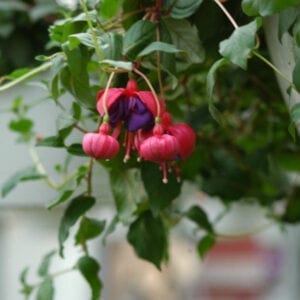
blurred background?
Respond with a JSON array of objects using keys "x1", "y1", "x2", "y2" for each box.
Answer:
[{"x1": 1, "y1": 0, "x2": 300, "y2": 299}]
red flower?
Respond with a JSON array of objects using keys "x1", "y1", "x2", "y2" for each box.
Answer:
[{"x1": 82, "y1": 123, "x2": 119, "y2": 159}]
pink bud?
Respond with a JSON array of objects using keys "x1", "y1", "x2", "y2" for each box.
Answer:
[
  {"x1": 124, "y1": 79, "x2": 138, "y2": 96},
  {"x1": 82, "y1": 129, "x2": 120, "y2": 160},
  {"x1": 168, "y1": 123, "x2": 196, "y2": 159}
]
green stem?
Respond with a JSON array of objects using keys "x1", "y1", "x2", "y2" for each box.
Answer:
[
  {"x1": 253, "y1": 50, "x2": 295, "y2": 88},
  {"x1": 27, "y1": 143, "x2": 58, "y2": 189},
  {"x1": 102, "y1": 71, "x2": 116, "y2": 115},
  {"x1": 87, "y1": 158, "x2": 94, "y2": 196},
  {"x1": 0, "y1": 62, "x2": 52, "y2": 92},
  {"x1": 80, "y1": 0, "x2": 103, "y2": 61}
]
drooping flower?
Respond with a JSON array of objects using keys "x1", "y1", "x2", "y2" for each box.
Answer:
[
  {"x1": 97, "y1": 79, "x2": 162, "y2": 132},
  {"x1": 82, "y1": 123, "x2": 119, "y2": 160}
]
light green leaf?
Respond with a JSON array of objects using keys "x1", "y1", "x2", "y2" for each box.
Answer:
[
  {"x1": 9, "y1": 118, "x2": 33, "y2": 134},
  {"x1": 127, "y1": 210, "x2": 167, "y2": 269},
  {"x1": 36, "y1": 136, "x2": 64, "y2": 148},
  {"x1": 6, "y1": 68, "x2": 31, "y2": 80},
  {"x1": 99, "y1": 59, "x2": 133, "y2": 70},
  {"x1": 38, "y1": 250, "x2": 56, "y2": 277},
  {"x1": 164, "y1": 18, "x2": 205, "y2": 64},
  {"x1": 219, "y1": 18, "x2": 262, "y2": 69},
  {"x1": 278, "y1": 7, "x2": 299, "y2": 42},
  {"x1": 75, "y1": 217, "x2": 106, "y2": 245},
  {"x1": 242, "y1": 0, "x2": 300, "y2": 16},
  {"x1": 100, "y1": 0, "x2": 123, "y2": 19},
  {"x1": 36, "y1": 277, "x2": 54, "y2": 300},
  {"x1": 291, "y1": 102, "x2": 300, "y2": 122},
  {"x1": 2, "y1": 166, "x2": 44, "y2": 198},
  {"x1": 59, "y1": 195, "x2": 95, "y2": 257},
  {"x1": 77, "y1": 256, "x2": 102, "y2": 300}
]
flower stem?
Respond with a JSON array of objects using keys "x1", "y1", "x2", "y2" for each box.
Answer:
[
  {"x1": 87, "y1": 158, "x2": 94, "y2": 196},
  {"x1": 102, "y1": 71, "x2": 116, "y2": 115},
  {"x1": 133, "y1": 67, "x2": 161, "y2": 118},
  {"x1": 213, "y1": 0, "x2": 238, "y2": 29},
  {"x1": 79, "y1": 0, "x2": 103, "y2": 61},
  {"x1": 0, "y1": 62, "x2": 52, "y2": 92},
  {"x1": 156, "y1": 24, "x2": 165, "y2": 98}
]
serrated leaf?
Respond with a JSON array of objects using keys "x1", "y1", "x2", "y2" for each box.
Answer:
[
  {"x1": 75, "y1": 217, "x2": 106, "y2": 245},
  {"x1": 2, "y1": 166, "x2": 44, "y2": 198},
  {"x1": 185, "y1": 205, "x2": 214, "y2": 233},
  {"x1": 219, "y1": 18, "x2": 262, "y2": 69},
  {"x1": 242, "y1": 0, "x2": 300, "y2": 16},
  {"x1": 59, "y1": 195, "x2": 95, "y2": 257},
  {"x1": 168, "y1": 0, "x2": 204, "y2": 19},
  {"x1": 127, "y1": 210, "x2": 167, "y2": 269},
  {"x1": 38, "y1": 250, "x2": 56, "y2": 277},
  {"x1": 36, "y1": 136, "x2": 64, "y2": 148},
  {"x1": 197, "y1": 234, "x2": 215, "y2": 259},
  {"x1": 77, "y1": 256, "x2": 102, "y2": 300},
  {"x1": 140, "y1": 161, "x2": 182, "y2": 215},
  {"x1": 109, "y1": 169, "x2": 141, "y2": 224},
  {"x1": 36, "y1": 277, "x2": 54, "y2": 300},
  {"x1": 137, "y1": 41, "x2": 184, "y2": 57},
  {"x1": 206, "y1": 58, "x2": 228, "y2": 123},
  {"x1": 164, "y1": 18, "x2": 204, "y2": 63}
]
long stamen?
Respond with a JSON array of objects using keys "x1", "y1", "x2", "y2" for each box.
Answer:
[{"x1": 161, "y1": 162, "x2": 168, "y2": 184}]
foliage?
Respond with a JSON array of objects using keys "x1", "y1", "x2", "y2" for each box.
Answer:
[{"x1": 2, "y1": 0, "x2": 300, "y2": 298}]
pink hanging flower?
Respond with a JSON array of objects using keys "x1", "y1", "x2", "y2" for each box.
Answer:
[{"x1": 82, "y1": 123, "x2": 120, "y2": 160}]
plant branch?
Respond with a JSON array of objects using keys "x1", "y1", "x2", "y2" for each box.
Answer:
[
  {"x1": 87, "y1": 158, "x2": 94, "y2": 196},
  {"x1": 156, "y1": 24, "x2": 165, "y2": 98}
]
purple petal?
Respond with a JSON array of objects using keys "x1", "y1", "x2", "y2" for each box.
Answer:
[{"x1": 108, "y1": 96, "x2": 126, "y2": 127}]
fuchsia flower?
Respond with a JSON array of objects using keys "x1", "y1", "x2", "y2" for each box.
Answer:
[
  {"x1": 82, "y1": 123, "x2": 119, "y2": 159},
  {"x1": 82, "y1": 77, "x2": 196, "y2": 183}
]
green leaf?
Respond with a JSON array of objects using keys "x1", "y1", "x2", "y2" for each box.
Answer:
[
  {"x1": 127, "y1": 210, "x2": 167, "y2": 269},
  {"x1": 219, "y1": 18, "x2": 262, "y2": 70},
  {"x1": 278, "y1": 7, "x2": 299, "y2": 42},
  {"x1": 242, "y1": 0, "x2": 300, "y2": 16},
  {"x1": 206, "y1": 58, "x2": 228, "y2": 123},
  {"x1": 109, "y1": 169, "x2": 141, "y2": 224},
  {"x1": 197, "y1": 234, "x2": 215, "y2": 259},
  {"x1": 100, "y1": 0, "x2": 123, "y2": 19},
  {"x1": 75, "y1": 217, "x2": 106, "y2": 245},
  {"x1": 282, "y1": 186, "x2": 300, "y2": 223},
  {"x1": 59, "y1": 195, "x2": 95, "y2": 257},
  {"x1": 66, "y1": 143, "x2": 87, "y2": 157},
  {"x1": 291, "y1": 102, "x2": 300, "y2": 122},
  {"x1": 101, "y1": 33, "x2": 123, "y2": 60},
  {"x1": 38, "y1": 250, "x2": 56, "y2": 277},
  {"x1": 140, "y1": 161, "x2": 182, "y2": 215},
  {"x1": 6, "y1": 68, "x2": 31, "y2": 80},
  {"x1": 164, "y1": 18, "x2": 205, "y2": 64},
  {"x1": 47, "y1": 190, "x2": 74, "y2": 210},
  {"x1": 123, "y1": 20, "x2": 156, "y2": 59},
  {"x1": 36, "y1": 136, "x2": 64, "y2": 148},
  {"x1": 2, "y1": 166, "x2": 44, "y2": 198},
  {"x1": 167, "y1": 0, "x2": 204, "y2": 19},
  {"x1": 137, "y1": 41, "x2": 184, "y2": 57},
  {"x1": 293, "y1": 60, "x2": 300, "y2": 93},
  {"x1": 36, "y1": 277, "x2": 54, "y2": 300},
  {"x1": 102, "y1": 215, "x2": 119, "y2": 245},
  {"x1": 185, "y1": 205, "x2": 214, "y2": 233},
  {"x1": 19, "y1": 267, "x2": 34, "y2": 297},
  {"x1": 9, "y1": 118, "x2": 33, "y2": 134},
  {"x1": 99, "y1": 59, "x2": 133, "y2": 70},
  {"x1": 77, "y1": 256, "x2": 102, "y2": 300}
]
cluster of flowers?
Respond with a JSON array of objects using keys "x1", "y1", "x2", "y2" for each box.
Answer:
[{"x1": 82, "y1": 79, "x2": 196, "y2": 183}]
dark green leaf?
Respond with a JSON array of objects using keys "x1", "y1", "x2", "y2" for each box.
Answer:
[
  {"x1": 102, "y1": 215, "x2": 119, "y2": 245},
  {"x1": 242, "y1": 0, "x2": 300, "y2": 16},
  {"x1": 66, "y1": 143, "x2": 87, "y2": 156},
  {"x1": 2, "y1": 166, "x2": 44, "y2": 198},
  {"x1": 19, "y1": 267, "x2": 33, "y2": 297},
  {"x1": 219, "y1": 18, "x2": 262, "y2": 69},
  {"x1": 185, "y1": 205, "x2": 214, "y2": 233},
  {"x1": 38, "y1": 250, "x2": 56, "y2": 277},
  {"x1": 9, "y1": 118, "x2": 33, "y2": 134},
  {"x1": 77, "y1": 256, "x2": 102, "y2": 300},
  {"x1": 293, "y1": 60, "x2": 300, "y2": 93},
  {"x1": 109, "y1": 169, "x2": 141, "y2": 224},
  {"x1": 167, "y1": 0, "x2": 204, "y2": 19},
  {"x1": 282, "y1": 186, "x2": 300, "y2": 223},
  {"x1": 137, "y1": 41, "x2": 184, "y2": 57},
  {"x1": 164, "y1": 18, "x2": 204, "y2": 64},
  {"x1": 278, "y1": 7, "x2": 299, "y2": 42},
  {"x1": 36, "y1": 277, "x2": 54, "y2": 300},
  {"x1": 127, "y1": 210, "x2": 167, "y2": 269},
  {"x1": 197, "y1": 234, "x2": 215, "y2": 259},
  {"x1": 140, "y1": 161, "x2": 182, "y2": 215},
  {"x1": 291, "y1": 102, "x2": 300, "y2": 122},
  {"x1": 59, "y1": 195, "x2": 95, "y2": 257},
  {"x1": 123, "y1": 20, "x2": 156, "y2": 59},
  {"x1": 75, "y1": 217, "x2": 106, "y2": 245},
  {"x1": 36, "y1": 136, "x2": 64, "y2": 148},
  {"x1": 206, "y1": 58, "x2": 228, "y2": 123},
  {"x1": 101, "y1": 33, "x2": 123, "y2": 60},
  {"x1": 100, "y1": 0, "x2": 122, "y2": 19},
  {"x1": 47, "y1": 190, "x2": 74, "y2": 210}
]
